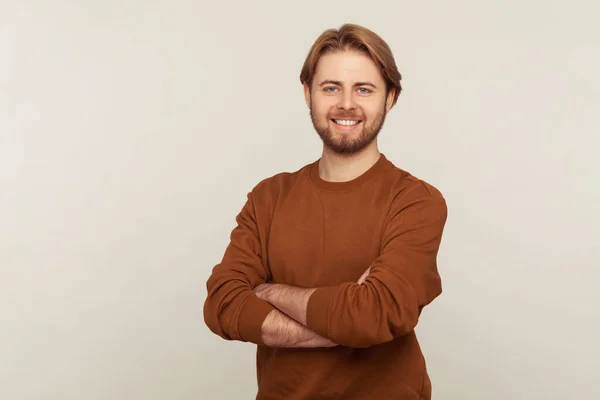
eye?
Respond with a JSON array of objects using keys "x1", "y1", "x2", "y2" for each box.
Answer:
[
  {"x1": 323, "y1": 86, "x2": 339, "y2": 93},
  {"x1": 357, "y1": 87, "x2": 372, "y2": 94}
]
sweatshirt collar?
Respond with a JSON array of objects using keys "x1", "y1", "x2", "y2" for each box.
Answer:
[{"x1": 309, "y1": 153, "x2": 391, "y2": 191}]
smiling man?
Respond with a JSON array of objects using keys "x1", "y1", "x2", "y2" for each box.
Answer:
[{"x1": 204, "y1": 24, "x2": 448, "y2": 399}]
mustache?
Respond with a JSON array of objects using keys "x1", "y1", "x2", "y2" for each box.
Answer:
[{"x1": 329, "y1": 113, "x2": 363, "y2": 119}]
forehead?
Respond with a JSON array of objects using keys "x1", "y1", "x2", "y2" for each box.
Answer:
[{"x1": 313, "y1": 51, "x2": 384, "y2": 84}]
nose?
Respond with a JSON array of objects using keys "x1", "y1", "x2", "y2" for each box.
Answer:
[{"x1": 337, "y1": 90, "x2": 357, "y2": 110}]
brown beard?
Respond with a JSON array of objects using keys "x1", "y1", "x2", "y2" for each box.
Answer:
[{"x1": 310, "y1": 103, "x2": 387, "y2": 155}]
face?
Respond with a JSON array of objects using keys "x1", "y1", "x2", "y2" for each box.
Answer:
[{"x1": 304, "y1": 50, "x2": 395, "y2": 155}]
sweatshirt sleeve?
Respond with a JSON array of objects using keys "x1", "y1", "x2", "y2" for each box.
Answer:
[
  {"x1": 203, "y1": 191, "x2": 275, "y2": 345},
  {"x1": 306, "y1": 184, "x2": 448, "y2": 348}
]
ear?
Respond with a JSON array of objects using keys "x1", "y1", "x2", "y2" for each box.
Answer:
[
  {"x1": 303, "y1": 82, "x2": 311, "y2": 109},
  {"x1": 385, "y1": 89, "x2": 395, "y2": 113}
]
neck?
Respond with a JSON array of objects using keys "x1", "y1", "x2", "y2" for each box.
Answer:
[{"x1": 318, "y1": 142, "x2": 381, "y2": 183}]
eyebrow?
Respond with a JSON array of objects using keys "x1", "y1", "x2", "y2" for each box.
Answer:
[{"x1": 318, "y1": 80, "x2": 378, "y2": 89}]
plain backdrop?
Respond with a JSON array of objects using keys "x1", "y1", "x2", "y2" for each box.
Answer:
[{"x1": 1, "y1": 0, "x2": 599, "y2": 399}]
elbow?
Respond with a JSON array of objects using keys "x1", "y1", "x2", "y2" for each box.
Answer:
[
  {"x1": 202, "y1": 299, "x2": 218, "y2": 335},
  {"x1": 349, "y1": 323, "x2": 417, "y2": 348},
  {"x1": 203, "y1": 273, "x2": 243, "y2": 340},
  {"x1": 328, "y1": 321, "x2": 397, "y2": 348},
  {"x1": 342, "y1": 329, "x2": 393, "y2": 348},
  {"x1": 202, "y1": 296, "x2": 230, "y2": 340},
  {"x1": 334, "y1": 309, "x2": 420, "y2": 348}
]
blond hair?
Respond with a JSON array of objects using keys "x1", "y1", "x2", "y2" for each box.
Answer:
[{"x1": 300, "y1": 24, "x2": 402, "y2": 106}]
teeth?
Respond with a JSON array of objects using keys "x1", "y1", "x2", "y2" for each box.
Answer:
[{"x1": 334, "y1": 120, "x2": 360, "y2": 126}]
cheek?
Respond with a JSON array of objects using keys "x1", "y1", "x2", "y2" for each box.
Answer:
[
  {"x1": 362, "y1": 102, "x2": 385, "y2": 118},
  {"x1": 312, "y1": 101, "x2": 334, "y2": 118}
]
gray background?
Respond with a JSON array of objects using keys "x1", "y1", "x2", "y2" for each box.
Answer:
[{"x1": 1, "y1": 0, "x2": 599, "y2": 399}]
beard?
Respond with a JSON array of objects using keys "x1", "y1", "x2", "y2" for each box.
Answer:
[{"x1": 310, "y1": 104, "x2": 387, "y2": 155}]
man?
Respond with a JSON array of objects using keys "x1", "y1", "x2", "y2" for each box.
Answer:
[{"x1": 204, "y1": 23, "x2": 448, "y2": 399}]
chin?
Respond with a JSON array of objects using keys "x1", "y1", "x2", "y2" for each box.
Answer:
[{"x1": 333, "y1": 131, "x2": 363, "y2": 140}]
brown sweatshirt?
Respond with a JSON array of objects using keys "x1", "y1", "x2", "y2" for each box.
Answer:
[{"x1": 204, "y1": 154, "x2": 448, "y2": 399}]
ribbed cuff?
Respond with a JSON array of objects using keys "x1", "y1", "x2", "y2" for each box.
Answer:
[
  {"x1": 237, "y1": 295, "x2": 276, "y2": 345},
  {"x1": 306, "y1": 286, "x2": 336, "y2": 338}
]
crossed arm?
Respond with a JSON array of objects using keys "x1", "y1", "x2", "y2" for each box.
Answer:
[
  {"x1": 203, "y1": 191, "x2": 363, "y2": 349},
  {"x1": 204, "y1": 186, "x2": 446, "y2": 349},
  {"x1": 259, "y1": 308, "x2": 334, "y2": 348},
  {"x1": 254, "y1": 198, "x2": 446, "y2": 348},
  {"x1": 255, "y1": 268, "x2": 370, "y2": 348}
]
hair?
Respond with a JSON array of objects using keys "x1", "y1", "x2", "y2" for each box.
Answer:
[{"x1": 299, "y1": 24, "x2": 402, "y2": 106}]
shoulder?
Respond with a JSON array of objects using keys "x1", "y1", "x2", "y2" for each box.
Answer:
[
  {"x1": 248, "y1": 161, "x2": 313, "y2": 203},
  {"x1": 381, "y1": 158, "x2": 447, "y2": 214}
]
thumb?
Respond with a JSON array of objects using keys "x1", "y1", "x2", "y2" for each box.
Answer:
[{"x1": 357, "y1": 268, "x2": 371, "y2": 284}]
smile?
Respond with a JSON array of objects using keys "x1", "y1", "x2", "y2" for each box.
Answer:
[{"x1": 332, "y1": 119, "x2": 362, "y2": 126}]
